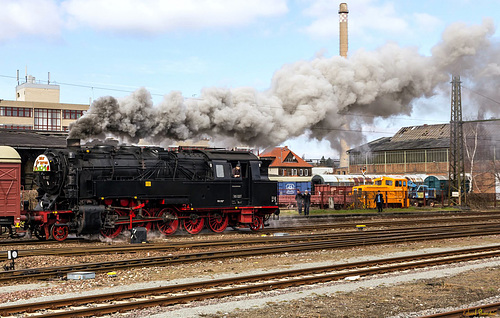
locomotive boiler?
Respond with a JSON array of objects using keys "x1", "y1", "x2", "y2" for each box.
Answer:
[{"x1": 23, "y1": 140, "x2": 278, "y2": 241}]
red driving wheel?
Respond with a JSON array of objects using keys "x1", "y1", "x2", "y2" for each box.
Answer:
[
  {"x1": 183, "y1": 216, "x2": 205, "y2": 234},
  {"x1": 208, "y1": 212, "x2": 229, "y2": 233},
  {"x1": 157, "y1": 208, "x2": 179, "y2": 235}
]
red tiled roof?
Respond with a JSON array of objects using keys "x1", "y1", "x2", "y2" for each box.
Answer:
[{"x1": 260, "y1": 146, "x2": 313, "y2": 168}]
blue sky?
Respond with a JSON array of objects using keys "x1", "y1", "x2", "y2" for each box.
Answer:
[{"x1": 0, "y1": 0, "x2": 499, "y2": 159}]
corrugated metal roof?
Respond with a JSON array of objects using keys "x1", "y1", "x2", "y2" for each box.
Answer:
[
  {"x1": 392, "y1": 124, "x2": 449, "y2": 142},
  {"x1": 349, "y1": 122, "x2": 498, "y2": 153}
]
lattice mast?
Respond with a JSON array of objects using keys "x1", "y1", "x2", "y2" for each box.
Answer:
[{"x1": 448, "y1": 75, "x2": 467, "y2": 206}]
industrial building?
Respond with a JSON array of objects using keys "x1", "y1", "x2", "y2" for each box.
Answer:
[
  {"x1": 347, "y1": 122, "x2": 499, "y2": 195},
  {"x1": 0, "y1": 75, "x2": 89, "y2": 131},
  {"x1": 0, "y1": 75, "x2": 87, "y2": 189}
]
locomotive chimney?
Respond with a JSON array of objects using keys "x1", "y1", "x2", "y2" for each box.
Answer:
[{"x1": 66, "y1": 138, "x2": 81, "y2": 148}]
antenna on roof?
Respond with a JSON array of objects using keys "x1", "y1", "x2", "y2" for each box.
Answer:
[{"x1": 16, "y1": 70, "x2": 19, "y2": 85}]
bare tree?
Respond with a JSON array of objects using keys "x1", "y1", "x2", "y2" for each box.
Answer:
[
  {"x1": 464, "y1": 122, "x2": 480, "y2": 192},
  {"x1": 493, "y1": 153, "x2": 500, "y2": 200}
]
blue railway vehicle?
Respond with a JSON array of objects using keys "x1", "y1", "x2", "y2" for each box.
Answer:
[
  {"x1": 424, "y1": 175, "x2": 449, "y2": 197},
  {"x1": 268, "y1": 176, "x2": 312, "y2": 195}
]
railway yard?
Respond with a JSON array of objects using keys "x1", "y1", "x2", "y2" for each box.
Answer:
[
  {"x1": 2, "y1": 2, "x2": 500, "y2": 317},
  {"x1": 1, "y1": 210, "x2": 500, "y2": 317}
]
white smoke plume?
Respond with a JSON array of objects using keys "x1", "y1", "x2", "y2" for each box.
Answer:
[{"x1": 69, "y1": 19, "x2": 499, "y2": 151}]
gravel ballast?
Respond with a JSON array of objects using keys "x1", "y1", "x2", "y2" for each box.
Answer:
[{"x1": 1, "y1": 233, "x2": 500, "y2": 317}]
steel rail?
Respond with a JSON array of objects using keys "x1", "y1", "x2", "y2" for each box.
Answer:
[
  {"x1": 0, "y1": 238, "x2": 85, "y2": 247},
  {"x1": 2, "y1": 212, "x2": 500, "y2": 247},
  {"x1": 272, "y1": 215, "x2": 500, "y2": 232},
  {"x1": 1, "y1": 222, "x2": 499, "y2": 260},
  {"x1": 1, "y1": 223, "x2": 500, "y2": 283},
  {"x1": 418, "y1": 302, "x2": 500, "y2": 317},
  {"x1": 2, "y1": 221, "x2": 500, "y2": 260},
  {"x1": 1, "y1": 245, "x2": 500, "y2": 317}
]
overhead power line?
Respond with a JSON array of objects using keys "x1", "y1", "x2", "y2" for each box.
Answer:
[{"x1": 462, "y1": 86, "x2": 500, "y2": 105}]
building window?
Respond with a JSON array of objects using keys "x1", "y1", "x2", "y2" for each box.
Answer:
[
  {"x1": 406, "y1": 150, "x2": 426, "y2": 163},
  {"x1": 372, "y1": 152, "x2": 385, "y2": 164},
  {"x1": 34, "y1": 108, "x2": 61, "y2": 131},
  {"x1": 0, "y1": 106, "x2": 32, "y2": 117},
  {"x1": 299, "y1": 169, "x2": 303, "y2": 176},
  {"x1": 349, "y1": 153, "x2": 364, "y2": 165},
  {"x1": 0, "y1": 124, "x2": 33, "y2": 130},
  {"x1": 427, "y1": 149, "x2": 448, "y2": 163},
  {"x1": 284, "y1": 154, "x2": 298, "y2": 163},
  {"x1": 305, "y1": 169, "x2": 309, "y2": 176},
  {"x1": 63, "y1": 110, "x2": 84, "y2": 119}
]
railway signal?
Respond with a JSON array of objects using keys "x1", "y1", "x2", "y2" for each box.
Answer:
[{"x1": 4, "y1": 250, "x2": 18, "y2": 271}]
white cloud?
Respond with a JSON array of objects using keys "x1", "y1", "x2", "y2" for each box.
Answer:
[
  {"x1": 62, "y1": 0, "x2": 288, "y2": 33},
  {"x1": 0, "y1": 0, "x2": 288, "y2": 41},
  {"x1": 302, "y1": 0, "x2": 410, "y2": 39},
  {"x1": 0, "y1": 0, "x2": 62, "y2": 41},
  {"x1": 413, "y1": 12, "x2": 443, "y2": 32}
]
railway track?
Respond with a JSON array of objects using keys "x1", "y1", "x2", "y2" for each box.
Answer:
[
  {"x1": 290, "y1": 210, "x2": 500, "y2": 222},
  {"x1": 1, "y1": 245, "x2": 500, "y2": 317},
  {"x1": 1, "y1": 212, "x2": 500, "y2": 249},
  {"x1": 1, "y1": 222, "x2": 500, "y2": 283},
  {"x1": 1, "y1": 222, "x2": 500, "y2": 260},
  {"x1": 273, "y1": 214, "x2": 500, "y2": 232},
  {"x1": 419, "y1": 301, "x2": 500, "y2": 317},
  {"x1": 0, "y1": 238, "x2": 85, "y2": 247}
]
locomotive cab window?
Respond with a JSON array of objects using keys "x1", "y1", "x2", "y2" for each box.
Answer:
[
  {"x1": 212, "y1": 160, "x2": 231, "y2": 179},
  {"x1": 230, "y1": 162, "x2": 248, "y2": 178},
  {"x1": 239, "y1": 163, "x2": 248, "y2": 178},
  {"x1": 215, "y1": 164, "x2": 225, "y2": 178}
]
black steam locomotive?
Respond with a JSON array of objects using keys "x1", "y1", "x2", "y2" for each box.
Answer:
[{"x1": 27, "y1": 140, "x2": 278, "y2": 241}]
